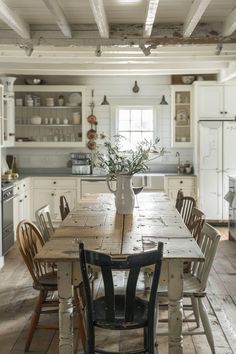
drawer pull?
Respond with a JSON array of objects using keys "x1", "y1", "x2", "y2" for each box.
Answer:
[
  {"x1": 53, "y1": 181, "x2": 56, "y2": 184},
  {"x1": 51, "y1": 193, "x2": 55, "y2": 196},
  {"x1": 180, "y1": 181, "x2": 183, "y2": 184}
]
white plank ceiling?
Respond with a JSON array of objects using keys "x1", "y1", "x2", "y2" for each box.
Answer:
[{"x1": 0, "y1": 0, "x2": 235, "y2": 80}]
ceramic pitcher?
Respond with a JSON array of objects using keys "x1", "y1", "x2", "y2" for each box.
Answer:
[{"x1": 106, "y1": 174, "x2": 135, "y2": 214}]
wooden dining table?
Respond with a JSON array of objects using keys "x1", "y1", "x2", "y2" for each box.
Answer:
[{"x1": 35, "y1": 192, "x2": 204, "y2": 354}]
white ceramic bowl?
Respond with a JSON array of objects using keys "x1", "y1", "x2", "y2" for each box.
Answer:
[
  {"x1": 31, "y1": 116, "x2": 42, "y2": 125},
  {"x1": 181, "y1": 75, "x2": 195, "y2": 84}
]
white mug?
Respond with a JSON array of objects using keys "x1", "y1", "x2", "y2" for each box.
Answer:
[{"x1": 49, "y1": 117, "x2": 54, "y2": 124}]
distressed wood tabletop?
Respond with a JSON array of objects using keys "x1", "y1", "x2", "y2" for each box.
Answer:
[{"x1": 35, "y1": 192, "x2": 205, "y2": 354}]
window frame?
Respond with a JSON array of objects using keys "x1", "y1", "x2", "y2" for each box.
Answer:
[{"x1": 111, "y1": 101, "x2": 158, "y2": 146}]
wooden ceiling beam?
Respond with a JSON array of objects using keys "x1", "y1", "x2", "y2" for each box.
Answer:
[
  {"x1": 0, "y1": 23, "x2": 233, "y2": 46},
  {"x1": 42, "y1": 0, "x2": 72, "y2": 38},
  {"x1": 143, "y1": 0, "x2": 160, "y2": 38},
  {"x1": 88, "y1": 0, "x2": 109, "y2": 38},
  {"x1": 0, "y1": 0, "x2": 30, "y2": 39},
  {"x1": 183, "y1": 0, "x2": 212, "y2": 38},
  {"x1": 222, "y1": 7, "x2": 236, "y2": 37}
]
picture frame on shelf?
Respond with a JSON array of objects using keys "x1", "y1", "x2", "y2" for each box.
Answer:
[{"x1": 176, "y1": 109, "x2": 188, "y2": 125}]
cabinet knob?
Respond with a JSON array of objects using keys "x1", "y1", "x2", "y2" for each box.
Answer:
[
  {"x1": 53, "y1": 181, "x2": 56, "y2": 184},
  {"x1": 220, "y1": 111, "x2": 223, "y2": 114},
  {"x1": 9, "y1": 133, "x2": 15, "y2": 136},
  {"x1": 180, "y1": 180, "x2": 183, "y2": 184},
  {"x1": 225, "y1": 111, "x2": 228, "y2": 114},
  {"x1": 19, "y1": 200, "x2": 23, "y2": 203},
  {"x1": 25, "y1": 195, "x2": 27, "y2": 198},
  {"x1": 51, "y1": 193, "x2": 55, "y2": 196}
]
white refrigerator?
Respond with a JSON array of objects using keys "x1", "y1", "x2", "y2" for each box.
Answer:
[{"x1": 199, "y1": 120, "x2": 236, "y2": 220}]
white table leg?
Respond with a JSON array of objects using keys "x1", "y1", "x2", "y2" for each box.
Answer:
[
  {"x1": 168, "y1": 260, "x2": 183, "y2": 354},
  {"x1": 57, "y1": 262, "x2": 73, "y2": 354}
]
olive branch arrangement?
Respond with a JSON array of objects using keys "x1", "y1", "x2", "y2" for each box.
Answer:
[{"x1": 92, "y1": 135, "x2": 165, "y2": 176}]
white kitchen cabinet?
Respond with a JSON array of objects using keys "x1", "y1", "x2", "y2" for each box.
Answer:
[
  {"x1": 32, "y1": 178, "x2": 78, "y2": 222},
  {"x1": 164, "y1": 176, "x2": 197, "y2": 204},
  {"x1": 13, "y1": 178, "x2": 31, "y2": 236},
  {"x1": 132, "y1": 175, "x2": 164, "y2": 190},
  {"x1": 80, "y1": 178, "x2": 113, "y2": 199},
  {"x1": 14, "y1": 85, "x2": 86, "y2": 147},
  {"x1": 2, "y1": 93, "x2": 15, "y2": 147},
  {"x1": 197, "y1": 84, "x2": 236, "y2": 119},
  {"x1": 198, "y1": 121, "x2": 236, "y2": 220},
  {"x1": 171, "y1": 85, "x2": 192, "y2": 147}
]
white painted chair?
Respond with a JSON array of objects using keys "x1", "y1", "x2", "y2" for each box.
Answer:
[
  {"x1": 158, "y1": 223, "x2": 221, "y2": 354},
  {"x1": 35, "y1": 204, "x2": 54, "y2": 242}
]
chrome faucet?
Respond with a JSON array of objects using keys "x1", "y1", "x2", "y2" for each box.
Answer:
[{"x1": 176, "y1": 152, "x2": 181, "y2": 174}]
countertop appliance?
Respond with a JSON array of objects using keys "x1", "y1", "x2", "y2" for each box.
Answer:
[
  {"x1": 1, "y1": 181, "x2": 14, "y2": 255},
  {"x1": 199, "y1": 120, "x2": 236, "y2": 221},
  {"x1": 71, "y1": 153, "x2": 92, "y2": 175}
]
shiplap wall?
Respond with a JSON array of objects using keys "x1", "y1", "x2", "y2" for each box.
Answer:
[{"x1": 6, "y1": 75, "x2": 193, "y2": 170}]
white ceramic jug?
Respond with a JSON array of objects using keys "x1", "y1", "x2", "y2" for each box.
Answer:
[{"x1": 107, "y1": 174, "x2": 135, "y2": 214}]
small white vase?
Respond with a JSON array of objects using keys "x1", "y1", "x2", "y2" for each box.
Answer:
[{"x1": 107, "y1": 174, "x2": 135, "y2": 214}]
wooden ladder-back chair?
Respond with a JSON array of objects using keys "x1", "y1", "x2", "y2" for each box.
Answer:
[
  {"x1": 79, "y1": 242, "x2": 164, "y2": 354},
  {"x1": 59, "y1": 195, "x2": 70, "y2": 221},
  {"x1": 184, "y1": 207, "x2": 205, "y2": 273},
  {"x1": 35, "y1": 204, "x2": 54, "y2": 242},
  {"x1": 188, "y1": 207, "x2": 205, "y2": 243},
  {"x1": 17, "y1": 220, "x2": 86, "y2": 352},
  {"x1": 159, "y1": 223, "x2": 221, "y2": 354},
  {"x1": 176, "y1": 190, "x2": 196, "y2": 229}
]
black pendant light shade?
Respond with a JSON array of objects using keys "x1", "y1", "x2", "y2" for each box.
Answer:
[
  {"x1": 160, "y1": 95, "x2": 168, "y2": 105},
  {"x1": 101, "y1": 95, "x2": 109, "y2": 105}
]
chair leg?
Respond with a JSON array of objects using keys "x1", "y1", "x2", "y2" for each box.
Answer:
[
  {"x1": 191, "y1": 296, "x2": 200, "y2": 328},
  {"x1": 74, "y1": 286, "x2": 86, "y2": 352},
  {"x1": 197, "y1": 297, "x2": 215, "y2": 354},
  {"x1": 25, "y1": 289, "x2": 47, "y2": 352}
]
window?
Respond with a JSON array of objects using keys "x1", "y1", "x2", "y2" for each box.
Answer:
[{"x1": 117, "y1": 106, "x2": 154, "y2": 149}]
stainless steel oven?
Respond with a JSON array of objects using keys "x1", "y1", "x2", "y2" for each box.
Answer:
[{"x1": 1, "y1": 182, "x2": 14, "y2": 255}]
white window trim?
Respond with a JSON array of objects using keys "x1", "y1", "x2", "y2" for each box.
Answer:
[{"x1": 110, "y1": 98, "x2": 159, "y2": 140}]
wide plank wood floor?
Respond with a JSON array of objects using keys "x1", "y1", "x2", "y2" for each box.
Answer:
[{"x1": 0, "y1": 227, "x2": 236, "y2": 354}]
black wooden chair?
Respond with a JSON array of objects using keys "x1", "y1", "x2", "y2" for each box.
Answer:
[
  {"x1": 59, "y1": 195, "x2": 70, "y2": 221},
  {"x1": 175, "y1": 189, "x2": 184, "y2": 212},
  {"x1": 79, "y1": 242, "x2": 163, "y2": 354}
]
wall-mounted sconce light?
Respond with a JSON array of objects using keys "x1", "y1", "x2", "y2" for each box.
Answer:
[
  {"x1": 101, "y1": 95, "x2": 109, "y2": 105},
  {"x1": 132, "y1": 80, "x2": 140, "y2": 93},
  {"x1": 159, "y1": 95, "x2": 168, "y2": 105}
]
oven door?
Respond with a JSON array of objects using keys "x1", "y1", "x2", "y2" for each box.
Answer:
[
  {"x1": 2, "y1": 194, "x2": 14, "y2": 228},
  {"x1": 2, "y1": 194, "x2": 14, "y2": 255}
]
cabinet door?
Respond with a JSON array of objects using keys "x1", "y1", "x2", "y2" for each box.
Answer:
[
  {"x1": 198, "y1": 86, "x2": 223, "y2": 118},
  {"x1": 13, "y1": 194, "x2": 24, "y2": 235},
  {"x1": 168, "y1": 188, "x2": 196, "y2": 204},
  {"x1": 199, "y1": 171, "x2": 222, "y2": 220},
  {"x1": 23, "y1": 190, "x2": 31, "y2": 220},
  {"x1": 33, "y1": 189, "x2": 54, "y2": 221},
  {"x1": 223, "y1": 122, "x2": 236, "y2": 170},
  {"x1": 171, "y1": 86, "x2": 192, "y2": 147},
  {"x1": 3, "y1": 95, "x2": 15, "y2": 147},
  {"x1": 80, "y1": 180, "x2": 111, "y2": 198},
  {"x1": 199, "y1": 121, "x2": 222, "y2": 171},
  {"x1": 224, "y1": 86, "x2": 236, "y2": 118}
]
